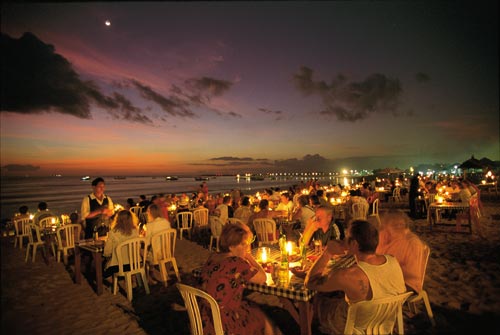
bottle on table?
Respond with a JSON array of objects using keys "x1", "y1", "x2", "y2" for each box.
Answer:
[
  {"x1": 93, "y1": 224, "x2": 99, "y2": 241},
  {"x1": 278, "y1": 224, "x2": 286, "y2": 254}
]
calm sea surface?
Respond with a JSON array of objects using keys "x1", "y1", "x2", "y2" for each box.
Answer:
[{"x1": 0, "y1": 175, "x2": 353, "y2": 221}]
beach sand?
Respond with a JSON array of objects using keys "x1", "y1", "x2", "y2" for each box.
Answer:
[{"x1": 2, "y1": 197, "x2": 499, "y2": 334}]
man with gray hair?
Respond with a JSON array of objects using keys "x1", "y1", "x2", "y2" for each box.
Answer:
[{"x1": 376, "y1": 209, "x2": 427, "y2": 292}]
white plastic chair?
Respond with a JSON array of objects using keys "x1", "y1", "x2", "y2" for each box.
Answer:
[
  {"x1": 253, "y1": 218, "x2": 278, "y2": 246},
  {"x1": 406, "y1": 244, "x2": 435, "y2": 326},
  {"x1": 209, "y1": 216, "x2": 224, "y2": 252},
  {"x1": 369, "y1": 198, "x2": 382, "y2": 226},
  {"x1": 39, "y1": 216, "x2": 58, "y2": 229},
  {"x1": 55, "y1": 224, "x2": 81, "y2": 264},
  {"x1": 228, "y1": 218, "x2": 245, "y2": 225},
  {"x1": 150, "y1": 229, "x2": 181, "y2": 287},
  {"x1": 13, "y1": 218, "x2": 31, "y2": 249},
  {"x1": 391, "y1": 188, "x2": 402, "y2": 203},
  {"x1": 176, "y1": 283, "x2": 224, "y2": 335},
  {"x1": 112, "y1": 237, "x2": 150, "y2": 301},
  {"x1": 130, "y1": 206, "x2": 144, "y2": 218},
  {"x1": 25, "y1": 224, "x2": 46, "y2": 262},
  {"x1": 192, "y1": 208, "x2": 209, "y2": 228},
  {"x1": 352, "y1": 202, "x2": 369, "y2": 220},
  {"x1": 344, "y1": 291, "x2": 413, "y2": 335},
  {"x1": 177, "y1": 211, "x2": 193, "y2": 240}
]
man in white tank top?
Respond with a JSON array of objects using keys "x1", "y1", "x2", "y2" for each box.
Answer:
[{"x1": 305, "y1": 219, "x2": 406, "y2": 334}]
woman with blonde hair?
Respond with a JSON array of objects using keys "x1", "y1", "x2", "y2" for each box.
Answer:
[
  {"x1": 103, "y1": 210, "x2": 139, "y2": 278},
  {"x1": 200, "y1": 222, "x2": 281, "y2": 335}
]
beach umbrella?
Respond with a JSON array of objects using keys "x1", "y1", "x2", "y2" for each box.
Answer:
[
  {"x1": 459, "y1": 156, "x2": 484, "y2": 178},
  {"x1": 479, "y1": 157, "x2": 495, "y2": 169},
  {"x1": 459, "y1": 156, "x2": 484, "y2": 170}
]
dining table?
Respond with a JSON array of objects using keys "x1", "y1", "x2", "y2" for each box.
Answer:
[
  {"x1": 427, "y1": 201, "x2": 472, "y2": 233},
  {"x1": 192, "y1": 245, "x2": 356, "y2": 335},
  {"x1": 74, "y1": 238, "x2": 106, "y2": 295}
]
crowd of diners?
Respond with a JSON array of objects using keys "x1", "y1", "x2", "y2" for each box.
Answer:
[{"x1": 9, "y1": 174, "x2": 483, "y2": 334}]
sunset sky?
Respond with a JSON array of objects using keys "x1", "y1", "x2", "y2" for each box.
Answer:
[{"x1": 1, "y1": 1, "x2": 498, "y2": 176}]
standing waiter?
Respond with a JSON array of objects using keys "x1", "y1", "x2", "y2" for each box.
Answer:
[{"x1": 81, "y1": 177, "x2": 114, "y2": 239}]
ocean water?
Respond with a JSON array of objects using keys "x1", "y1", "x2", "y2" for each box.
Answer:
[{"x1": 0, "y1": 175, "x2": 353, "y2": 221}]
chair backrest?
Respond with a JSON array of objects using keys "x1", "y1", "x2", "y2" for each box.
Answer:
[
  {"x1": 39, "y1": 216, "x2": 57, "y2": 228},
  {"x1": 253, "y1": 218, "x2": 278, "y2": 245},
  {"x1": 150, "y1": 228, "x2": 177, "y2": 263},
  {"x1": 469, "y1": 194, "x2": 481, "y2": 221},
  {"x1": 27, "y1": 223, "x2": 43, "y2": 244},
  {"x1": 371, "y1": 198, "x2": 380, "y2": 215},
  {"x1": 352, "y1": 202, "x2": 369, "y2": 220},
  {"x1": 192, "y1": 208, "x2": 209, "y2": 227},
  {"x1": 416, "y1": 243, "x2": 431, "y2": 292},
  {"x1": 228, "y1": 218, "x2": 244, "y2": 225},
  {"x1": 344, "y1": 291, "x2": 413, "y2": 335},
  {"x1": 469, "y1": 194, "x2": 478, "y2": 207},
  {"x1": 176, "y1": 283, "x2": 224, "y2": 335},
  {"x1": 209, "y1": 216, "x2": 225, "y2": 238},
  {"x1": 56, "y1": 224, "x2": 81, "y2": 249},
  {"x1": 177, "y1": 212, "x2": 193, "y2": 229},
  {"x1": 14, "y1": 218, "x2": 31, "y2": 236},
  {"x1": 115, "y1": 237, "x2": 148, "y2": 274},
  {"x1": 130, "y1": 206, "x2": 143, "y2": 217},
  {"x1": 60, "y1": 214, "x2": 71, "y2": 225}
]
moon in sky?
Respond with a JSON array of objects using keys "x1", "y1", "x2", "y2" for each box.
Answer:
[{"x1": 105, "y1": 20, "x2": 111, "y2": 26}]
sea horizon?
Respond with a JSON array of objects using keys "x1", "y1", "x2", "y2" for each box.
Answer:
[{"x1": 0, "y1": 174, "x2": 365, "y2": 222}]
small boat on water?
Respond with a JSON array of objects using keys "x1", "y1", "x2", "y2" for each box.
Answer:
[
  {"x1": 194, "y1": 176, "x2": 209, "y2": 181},
  {"x1": 114, "y1": 176, "x2": 126, "y2": 180},
  {"x1": 165, "y1": 176, "x2": 179, "y2": 181},
  {"x1": 81, "y1": 176, "x2": 90, "y2": 181}
]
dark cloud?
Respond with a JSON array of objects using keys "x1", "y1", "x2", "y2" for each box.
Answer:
[
  {"x1": 415, "y1": 72, "x2": 430, "y2": 83},
  {"x1": 161, "y1": 79, "x2": 239, "y2": 120},
  {"x1": 227, "y1": 111, "x2": 242, "y2": 118},
  {"x1": 1, "y1": 32, "x2": 234, "y2": 123},
  {"x1": 1, "y1": 164, "x2": 40, "y2": 172},
  {"x1": 185, "y1": 77, "x2": 232, "y2": 99},
  {"x1": 293, "y1": 66, "x2": 402, "y2": 122},
  {"x1": 130, "y1": 79, "x2": 196, "y2": 118},
  {"x1": 258, "y1": 108, "x2": 284, "y2": 120},
  {"x1": 1, "y1": 32, "x2": 92, "y2": 118},
  {"x1": 209, "y1": 157, "x2": 255, "y2": 161},
  {"x1": 193, "y1": 154, "x2": 333, "y2": 172},
  {"x1": 274, "y1": 154, "x2": 331, "y2": 171},
  {"x1": 191, "y1": 161, "x2": 253, "y2": 167}
]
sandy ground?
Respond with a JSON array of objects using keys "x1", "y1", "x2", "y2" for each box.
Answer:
[{"x1": 1, "y1": 196, "x2": 499, "y2": 334}]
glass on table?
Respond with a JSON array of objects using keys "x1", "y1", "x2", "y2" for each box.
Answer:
[
  {"x1": 313, "y1": 239, "x2": 322, "y2": 253},
  {"x1": 256, "y1": 247, "x2": 271, "y2": 265}
]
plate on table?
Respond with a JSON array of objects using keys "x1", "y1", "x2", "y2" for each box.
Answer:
[
  {"x1": 290, "y1": 266, "x2": 309, "y2": 279},
  {"x1": 288, "y1": 254, "x2": 302, "y2": 262}
]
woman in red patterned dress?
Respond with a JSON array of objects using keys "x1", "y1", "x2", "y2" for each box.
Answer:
[{"x1": 200, "y1": 222, "x2": 280, "y2": 334}]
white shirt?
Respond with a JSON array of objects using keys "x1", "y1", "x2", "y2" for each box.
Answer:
[
  {"x1": 81, "y1": 193, "x2": 114, "y2": 221},
  {"x1": 216, "y1": 204, "x2": 229, "y2": 224}
]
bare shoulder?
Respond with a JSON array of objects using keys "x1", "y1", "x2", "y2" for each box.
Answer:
[{"x1": 342, "y1": 265, "x2": 371, "y2": 301}]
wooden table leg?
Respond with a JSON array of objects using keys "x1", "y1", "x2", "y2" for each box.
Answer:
[
  {"x1": 44, "y1": 233, "x2": 54, "y2": 265},
  {"x1": 278, "y1": 297, "x2": 300, "y2": 325},
  {"x1": 75, "y1": 245, "x2": 82, "y2": 284},
  {"x1": 298, "y1": 301, "x2": 313, "y2": 335},
  {"x1": 94, "y1": 251, "x2": 103, "y2": 295}
]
